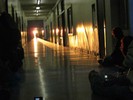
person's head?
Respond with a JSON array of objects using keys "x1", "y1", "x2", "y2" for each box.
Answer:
[
  {"x1": 0, "y1": 12, "x2": 17, "y2": 29},
  {"x1": 112, "y1": 27, "x2": 124, "y2": 39},
  {"x1": 120, "y1": 36, "x2": 133, "y2": 55}
]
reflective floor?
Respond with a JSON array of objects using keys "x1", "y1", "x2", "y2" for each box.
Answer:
[
  {"x1": 7, "y1": 38, "x2": 119, "y2": 100},
  {"x1": 18, "y1": 38, "x2": 100, "y2": 100}
]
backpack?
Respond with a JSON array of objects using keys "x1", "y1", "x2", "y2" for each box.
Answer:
[{"x1": 89, "y1": 70, "x2": 133, "y2": 99}]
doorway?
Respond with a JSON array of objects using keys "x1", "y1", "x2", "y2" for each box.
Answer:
[{"x1": 27, "y1": 20, "x2": 44, "y2": 41}]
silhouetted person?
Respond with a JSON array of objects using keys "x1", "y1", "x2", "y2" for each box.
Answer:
[
  {"x1": 0, "y1": 12, "x2": 24, "y2": 100},
  {"x1": 89, "y1": 36, "x2": 133, "y2": 100},
  {"x1": 0, "y1": 12, "x2": 24, "y2": 72},
  {"x1": 99, "y1": 27, "x2": 124, "y2": 66}
]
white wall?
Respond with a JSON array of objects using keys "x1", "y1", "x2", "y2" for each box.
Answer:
[
  {"x1": 64, "y1": 0, "x2": 99, "y2": 55},
  {"x1": 45, "y1": 0, "x2": 131, "y2": 57}
]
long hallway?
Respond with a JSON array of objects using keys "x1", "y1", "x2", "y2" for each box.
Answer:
[
  {"x1": 17, "y1": 38, "x2": 100, "y2": 100},
  {"x1": 7, "y1": 37, "x2": 132, "y2": 100},
  {"x1": 1, "y1": 0, "x2": 133, "y2": 100}
]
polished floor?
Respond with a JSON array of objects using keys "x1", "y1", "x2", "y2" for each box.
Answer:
[
  {"x1": 17, "y1": 38, "x2": 101, "y2": 100},
  {"x1": 6, "y1": 38, "x2": 123, "y2": 100}
]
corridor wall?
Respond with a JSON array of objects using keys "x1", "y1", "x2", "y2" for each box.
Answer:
[{"x1": 45, "y1": 0, "x2": 131, "y2": 58}]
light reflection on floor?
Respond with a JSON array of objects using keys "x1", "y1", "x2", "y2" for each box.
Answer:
[{"x1": 15, "y1": 38, "x2": 115, "y2": 100}]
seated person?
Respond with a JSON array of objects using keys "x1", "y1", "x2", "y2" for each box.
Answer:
[
  {"x1": 89, "y1": 36, "x2": 133, "y2": 99},
  {"x1": 98, "y1": 27, "x2": 125, "y2": 66}
]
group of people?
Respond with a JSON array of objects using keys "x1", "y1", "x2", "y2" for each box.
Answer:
[{"x1": 89, "y1": 26, "x2": 133, "y2": 99}]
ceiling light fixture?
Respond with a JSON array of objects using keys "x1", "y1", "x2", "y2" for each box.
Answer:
[
  {"x1": 36, "y1": 6, "x2": 40, "y2": 10},
  {"x1": 37, "y1": 0, "x2": 41, "y2": 5}
]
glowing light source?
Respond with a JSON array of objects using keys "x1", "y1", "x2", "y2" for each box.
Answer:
[
  {"x1": 52, "y1": 29, "x2": 55, "y2": 34},
  {"x1": 42, "y1": 30, "x2": 44, "y2": 34},
  {"x1": 34, "y1": 38, "x2": 38, "y2": 57},
  {"x1": 56, "y1": 28, "x2": 59, "y2": 35},
  {"x1": 36, "y1": 6, "x2": 40, "y2": 10},
  {"x1": 37, "y1": 0, "x2": 41, "y2": 5},
  {"x1": 76, "y1": 27, "x2": 85, "y2": 33},
  {"x1": 89, "y1": 27, "x2": 93, "y2": 35},
  {"x1": 33, "y1": 28, "x2": 38, "y2": 38}
]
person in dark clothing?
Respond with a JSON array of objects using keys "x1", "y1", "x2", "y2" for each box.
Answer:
[
  {"x1": 120, "y1": 36, "x2": 133, "y2": 58},
  {"x1": 111, "y1": 27, "x2": 125, "y2": 65},
  {"x1": 98, "y1": 27, "x2": 125, "y2": 66},
  {"x1": 89, "y1": 36, "x2": 133, "y2": 100},
  {"x1": 0, "y1": 12, "x2": 24, "y2": 72},
  {"x1": 0, "y1": 12, "x2": 24, "y2": 100}
]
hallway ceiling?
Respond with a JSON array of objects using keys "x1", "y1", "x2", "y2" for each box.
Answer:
[{"x1": 19, "y1": 0, "x2": 58, "y2": 20}]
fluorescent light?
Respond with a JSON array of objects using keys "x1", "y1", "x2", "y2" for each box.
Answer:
[
  {"x1": 36, "y1": 6, "x2": 40, "y2": 10},
  {"x1": 37, "y1": 0, "x2": 41, "y2": 5}
]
